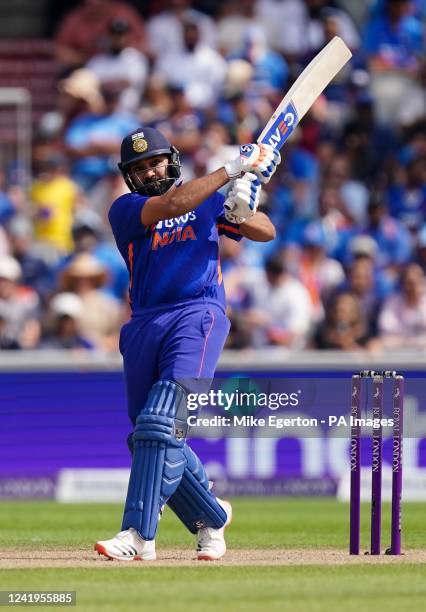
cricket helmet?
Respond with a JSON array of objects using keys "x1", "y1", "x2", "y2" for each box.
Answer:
[{"x1": 118, "y1": 127, "x2": 181, "y2": 196}]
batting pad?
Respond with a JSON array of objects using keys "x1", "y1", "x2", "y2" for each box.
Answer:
[
  {"x1": 168, "y1": 444, "x2": 228, "y2": 533},
  {"x1": 122, "y1": 380, "x2": 187, "y2": 540}
]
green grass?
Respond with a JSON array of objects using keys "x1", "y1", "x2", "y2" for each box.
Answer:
[
  {"x1": 0, "y1": 498, "x2": 424, "y2": 550},
  {"x1": 1, "y1": 566, "x2": 425, "y2": 612},
  {"x1": 0, "y1": 499, "x2": 425, "y2": 611}
]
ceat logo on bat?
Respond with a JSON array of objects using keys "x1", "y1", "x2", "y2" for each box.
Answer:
[{"x1": 262, "y1": 102, "x2": 298, "y2": 150}]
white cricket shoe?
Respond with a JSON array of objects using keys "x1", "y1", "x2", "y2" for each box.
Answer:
[
  {"x1": 196, "y1": 499, "x2": 232, "y2": 561},
  {"x1": 94, "y1": 528, "x2": 156, "y2": 561}
]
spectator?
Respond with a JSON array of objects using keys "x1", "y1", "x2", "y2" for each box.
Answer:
[
  {"x1": 139, "y1": 75, "x2": 175, "y2": 126},
  {"x1": 86, "y1": 18, "x2": 149, "y2": 114},
  {"x1": 216, "y1": 0, "x2": 263, "y2": 56},
  {"x1": 312, "y1": 10, "x2": 355, "y2": 108},
  {"x1": 415, "y1": 225, "x2": 426, "y2": 273},
  {"x1": 40, "y1": 292, "x2": 94, "y2": 350},
  {"x1": 387, "y1": 156, "x2": 426, "y2": 233},
  {"x1": 340, "y1": 254, "x2": 383, "y2": 336},
  {"x1": 363, "y1": 0, "x2": 423, "y2": 71},
  {"x1": 57, "y1": 209, "x2": 128, "y2": 301},
  {"x1": 285, "y1": 183, "x2": 354, "y2": 261},
  {"x1": 222, "y1": 59, "x2": 254, "y2": 100},
  {"x1": 60, "y1": 253, "x2": 124, "y2": 350},
  {"x1": 153, "y1": 17, "x2": 227, "y2": 110},
  {"x1": 220, "y1": 234, "x2": 256, "y2": 350},
  {"x1": 341, "y1": 91, "x2": 397, "y2": 185},
  {"x1": 304, "y1": 1, "x2": 360, "y2": 55},
  {"x1": 153, "y1": 85, "x2": 203, "y2": 179},
  {"x1": 228, "y1": 25, "x2": 289, "y2": 97},
  {"x1": 0, "y1": 256, "x2": 41, "y2": 349},
  {"x1": 359, "y1": 196, "x2": 412, "y2": 274},
  {"x1": 0, "y1": 227, "x2": 9, "y2": 261},
  {"x1": 378, "y1": 263, "x2": 426, "y2": 348},
  {"x1": 362, "y1": 0, "x2": 423, "y2": 122},
  {"x1": 85, "y1": 165, "x2": 127, "y2": 222},
  {"x1": 268, "y1": 129, "x2": 320, "y2": 230},
  {"x1": 345, "y1": 233, "x2": 377, "y2": 263},
  {"x1": 37, "y1": 67, "x2": 105, "y2": 146},
  {"x1": 297, "y1": 221, "x2": 345, "y2": 320},
  {"x1": 322, "y1": 155, "x2": 369, "y2": 225},
  {"x1": 217, "y1": 59, "x2": 270, "y2": 142},
  {"x1": 256, "y1": 0, "x2": 359, "y2": 56},
  {"x1": 396, "y1": 59, "x2": 426, "y2": 128},
  {"x1": 54, "y1": 0, "x2": 146, "y2": 73},
  {"x1": 218, "y1": 90, "x2": 264, "y2": 147},
  {"x1": 256, "y1": 0, "x2": 307, "y2": 56},
  {"x1": 0, "y1": 170, "x2": 15, "y2": 226},
  {"x1": 196, "y1": 121, "x2": 239, "y2": 176},
  {"x1": 6, "y1": 216, "x2": 55, "y2": 301},
  {"x1": 65, "y1": 80, "x2": 139, "y2": 191},
  {"x1": 240, "y1": 254, "x2": 313, "y2": 348},
  {"x1": 147, "y1": 0, "x2": 217, "y2": 59},
  {"x1": 29, "y1": 154, "x2": 81, "y2": 258},
  {"x1": 0, "y1": 312, "x2": 20, "y2": 350},
  {"x1": 313, "y1": 292, "x2": 369, "y2": 350}
]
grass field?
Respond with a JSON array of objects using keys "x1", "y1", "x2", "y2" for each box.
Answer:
[{"x1": 0, "y1": 498, "x2": 425, "y2": 611}]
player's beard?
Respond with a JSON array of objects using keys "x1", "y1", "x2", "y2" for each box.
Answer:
[
  {"x1": 140, "y1": 175, "x2": 173, "y2": 196},
  {"x1": 125, "y1": 158, "x2": 180, "y2": 196},
  {"x1": 132, "y1": 164, "x2": 176, "y2": 196}
]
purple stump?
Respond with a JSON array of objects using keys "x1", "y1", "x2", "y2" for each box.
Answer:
[
  {"x1": 349, "y1": 374, "x2": 362, "y2": 555},
  {"x1": 389, "y1": 375, "x2": 404, "y2": 555},
  {"x1": 370, "y1": 374, "x2": 383, "y2": 555}
]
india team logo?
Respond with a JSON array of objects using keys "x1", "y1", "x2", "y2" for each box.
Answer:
[{"x1": 131, "y1": 132, "x2": 148, "y2": 153}]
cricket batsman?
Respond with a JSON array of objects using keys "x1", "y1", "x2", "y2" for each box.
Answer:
[{"x1": 95, "y1": 127, "x2": 279, "y2": 561}]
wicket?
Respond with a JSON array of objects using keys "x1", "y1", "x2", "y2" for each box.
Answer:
[{"x1": 349, "y1": 370, "x2": 404, "y2": 555}]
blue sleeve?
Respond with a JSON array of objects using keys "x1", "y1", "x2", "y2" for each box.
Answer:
[
  {"x1": 108, "y1": 193, "x2": 149, "y2": 244},
  {"x1": 211, "y1": 191, "x2": 243, "y2": 242}
]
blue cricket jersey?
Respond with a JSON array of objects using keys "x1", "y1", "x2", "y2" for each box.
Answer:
[{"x1": 108, "y1": 191, "x2": 242, "y2": 311}]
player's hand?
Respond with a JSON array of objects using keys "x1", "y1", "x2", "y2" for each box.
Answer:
[
  {"x1": 224, "y1": 143, "x2": 281, "y2": 184},
  {"x1": 224, "y1": 172, "x2": 261, "y2": 224}
]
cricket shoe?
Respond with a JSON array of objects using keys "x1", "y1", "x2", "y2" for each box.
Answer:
[
  {"x1": 94, "y1": 528, "x2": 156, "y2": 561},
  {"x1": 196, "y1": 499, "x2": 232, "y2": 561}
]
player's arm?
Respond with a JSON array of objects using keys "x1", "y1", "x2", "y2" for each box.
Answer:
[
  {"x1": 239, "y1": 212, "x2": 276, "y2": 242},
  {"x1": 223, "y1": 173, "x2": 276, "y2": 242},
  {"x1": 141, "y1": 168, "x2": 229, "y2": 225},
  {"x1": 141, "y1": 144, "x2": 280, "y2": 226}
]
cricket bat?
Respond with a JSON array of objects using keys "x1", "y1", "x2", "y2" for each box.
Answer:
[{"x1": 258, "y1": 36, "x2": 352, "y2": 150}]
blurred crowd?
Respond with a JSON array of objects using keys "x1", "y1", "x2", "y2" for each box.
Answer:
[{"x1": 0, "y1": 0, "x2": 424, "y2": 353}]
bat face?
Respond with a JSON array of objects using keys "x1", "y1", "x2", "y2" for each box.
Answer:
[
  {"x1": 257, "y1": 36, "x2": 352, "y2": 151},
  {"x1": 260, "y1": 102, "x2": 298, "y2": 150}
]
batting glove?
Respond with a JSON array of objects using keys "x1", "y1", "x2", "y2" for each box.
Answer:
[
  {"x1": 224, "y1": 172, "x2": 261, "y2": 224},
  {"x1": 224, "y1": 143, "x2": 281, "y2": 184}
]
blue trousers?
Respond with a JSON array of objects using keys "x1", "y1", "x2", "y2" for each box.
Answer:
[
  {"x1": 120, "y1": 300, "x2": 230, "y2": 536},
  {"x1": 120, "y1": 300, "x2": 230, "y2": 424}
]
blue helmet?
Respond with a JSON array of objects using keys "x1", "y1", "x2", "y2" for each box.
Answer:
[{"x1": 118, "y1": 127, "x2": 181, "y2": 196}]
